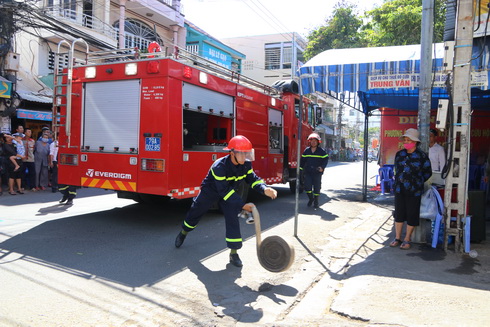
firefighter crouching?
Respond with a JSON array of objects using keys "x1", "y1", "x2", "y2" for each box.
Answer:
[
  {"x1": 174, "y1": 135, "x2": 278, "y2": 267},
  {"x1": 300, "y1": 133, "x2": 329, "y2": 208}
]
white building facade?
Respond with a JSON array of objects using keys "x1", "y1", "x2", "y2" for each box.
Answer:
[
  {"x1": 221, "y1": 33, "x2": 306, "y2": 87},
  {"x1": 1, "y1": 0, "x2": 186, "y2": 135}
]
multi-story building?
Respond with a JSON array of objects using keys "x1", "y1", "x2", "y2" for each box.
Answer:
[
  {"x1": 0, "y1": 0, "x2": 186, "y2": 135},
  {"x1": 221, "y1": 33, "x2": 306, "y2": 87},
  {"x1": 185, "y1": 21, "x2": 245, "y2": 73}
]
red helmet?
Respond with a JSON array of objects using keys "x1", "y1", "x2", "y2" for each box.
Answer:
[
  {"x1": 223, "y1": 135, "x2": 253, "y2": 152},
  {"x1": 307, "y1": 133, "x2": 321, "y2": 143}
]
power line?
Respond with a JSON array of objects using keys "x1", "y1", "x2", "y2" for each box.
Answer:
[{"x1": 240, "y1": 0, "x2": 292, "y2": 41}]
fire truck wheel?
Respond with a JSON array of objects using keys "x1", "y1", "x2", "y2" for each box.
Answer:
[
  {"x1": 138, "y1": 194, "x2": 170, "y2": 205},
  {"x1": 289, "y1": 180, "x2": 303, "y2": 194},
  {"x1": 282, "y1": 167, "x2": 290, "y2": 184}
]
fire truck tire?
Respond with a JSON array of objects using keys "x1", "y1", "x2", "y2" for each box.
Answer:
[
  {"x1": 288, "y1": 179, "x2": 304, "y2": 194},
  {"x1": 139, "y1": 194, "x2": 170, "y2": 205}
]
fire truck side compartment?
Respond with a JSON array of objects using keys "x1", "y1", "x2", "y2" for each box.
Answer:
[{"x1": 82, "y1": 79, "x2": 141, "y2": 153}]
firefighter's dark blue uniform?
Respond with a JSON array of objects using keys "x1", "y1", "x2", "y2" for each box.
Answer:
[
  {"x1": 59, "y1": 185, "x2": 77, "y2": 201},
  {"x1": 300, "y1": 147, "x2": 329, "y2": 198},
  {"x1": 181, "y1": 155, "x2": 267, "y2": 249}
]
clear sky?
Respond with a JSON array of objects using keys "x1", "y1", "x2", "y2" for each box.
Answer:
[{"x1": 182, "y1": 0, "x2": 384, "y2": 39}]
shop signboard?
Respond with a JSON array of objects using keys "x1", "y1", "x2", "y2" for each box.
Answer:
[
  {"x1": 379, "y1": 108, "x2": 490, "y2": 166},
  {"x1": 201, "y1": 43, "x2": 232, "y2": 70},
  {"x1": 0, "y1": 77, "x2": 12, "y2": 99},
  {"x1": 16, "y1": 109, "x2": 52, "y2": 121}
]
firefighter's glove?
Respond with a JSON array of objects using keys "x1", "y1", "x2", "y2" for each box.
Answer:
[
  {"x1": 264, "y1": 187, "x2": 277, "y2": 200},
  {"x1": 242, "y1": 203, "x2": 255, "y2": 212}
]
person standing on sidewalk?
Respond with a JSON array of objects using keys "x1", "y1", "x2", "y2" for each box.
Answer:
[
  {"x1": 391, "y1": 128, "x2": 432, "y2": 250},
  {"x1": 174, "y1": 135, "x2": 277, "y2": 267},
  {"x1": 22, "y1": 128, "x2": 36, "y2": 191},
  {"x1": 429, "y1": 128, "x2": 446, "y2": 173},
  {"x1": 3, "y1": 133, "x2": 24, "y2": 195},
  {"x1": 49, "y1": 136, "x2": 59, "y2": 193},
  {"x1": 300, "y1": 133, "x2": 329, "y2": 208},
  {"x1": 34, "y1": 131, "x2": 50, "y2": 190}
]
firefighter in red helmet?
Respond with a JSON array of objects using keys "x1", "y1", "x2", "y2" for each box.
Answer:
[
  {"x1": 300, "y1": 133, "x2": 329, "y2": 208},
  {"x1": 174, "y1": 135, "x2": 277, "y2": 267}
]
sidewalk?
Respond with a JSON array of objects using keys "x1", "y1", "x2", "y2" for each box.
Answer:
[{"x1": 283, "y1": 192, "x2": 490, "y2": 326}]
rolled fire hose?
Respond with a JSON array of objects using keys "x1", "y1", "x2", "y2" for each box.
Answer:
[{"x1": 248, "y1": 205, "x2": 295, "y2": 272}]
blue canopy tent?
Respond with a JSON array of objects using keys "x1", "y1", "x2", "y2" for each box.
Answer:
[{"x1": 297, "y1": 42, "x2": 490, "y2": 201}]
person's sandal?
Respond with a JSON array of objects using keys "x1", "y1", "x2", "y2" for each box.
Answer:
[
  {"x1": 400, "y1": 241, "x2": 411, "y2": 250},
  {"x1": 389, "y1": 239, "x2": 402, "y2": 247}
]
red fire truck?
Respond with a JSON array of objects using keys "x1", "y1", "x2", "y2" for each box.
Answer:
[{"x1": 53, "y1": 39, "x2": 317, "y2": 203}]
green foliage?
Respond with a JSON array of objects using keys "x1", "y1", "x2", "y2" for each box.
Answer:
[
  {"x1": 304, "y1": 1, "x2": 364, "y2": 60},
  {"x1": 368, "y1": 127, "x2": 380, "y2": 138},
  {"x1": 305, "y1": 0, "x2": 447, "y2": 60},
  {"x1": 362, "y1": 0, "x2": 446, "y2": 47}
]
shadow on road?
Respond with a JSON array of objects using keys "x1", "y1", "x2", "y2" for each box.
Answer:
[
  {"x1": 320, "y1": 209, "x2": 490, "y2": 291},
  {"x1": 0, "y1": 187, "x2": 299, "y2": 288},
  {"x1": 186, "y1": 260, "x2": 298, "y2": 323}
]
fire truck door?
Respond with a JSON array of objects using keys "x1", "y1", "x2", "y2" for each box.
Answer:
[{"x1": 268, "y1": 108, "x2": 284, "y2": 181}]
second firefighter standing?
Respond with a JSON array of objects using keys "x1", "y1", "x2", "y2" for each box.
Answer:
[{"x1": 300, "y1": 133, "x2": 329, "y2": 208}]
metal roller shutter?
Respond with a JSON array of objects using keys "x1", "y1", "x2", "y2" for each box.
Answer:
[{"x1": 83, "y1": 80, "x2": 140, "y2": 153}]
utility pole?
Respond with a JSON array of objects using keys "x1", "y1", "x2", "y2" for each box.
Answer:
[
  {"x1": 443, "y1": 0, "x2": 473, "y2": 252},
  {"x1": 418, "y1": 0, "x2": 434, "y2": 152},
  {"x1": 337, "y1": 96, "x2": 343, "y2": 151}
]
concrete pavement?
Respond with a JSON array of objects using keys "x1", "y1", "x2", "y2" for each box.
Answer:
[
  {"x1": 1, "y1": 161, "x2": 489, "y2": 326},
  {"x1": 277, "y1": 190, "x2": 490, "y2": 326}
]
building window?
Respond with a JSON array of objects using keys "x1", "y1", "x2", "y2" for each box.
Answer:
[
  {"x1": 265, "y1": 45, "x2": 281, "y2": 70},
  {"x1": 186, "y1": 43, "x2": 199, "y2": 54},
  {"x1": 82, "y1": 0, "x2": 93, "y2": 28},
  {"x1": 282, "y1": 46, "x2": 292, "y2": 69},
  {"x1": 243, "y1": 60, "x2": 254, "y2": 71},
  {"x1": 265, "y1": 42, "x2": 300, "y2": 70},
  {"x1": 114, "y1": 19, "x2": 163, "y2": 50},
  {"x1": 48, "y1": 50, "x2": 69, "y2": 72}
]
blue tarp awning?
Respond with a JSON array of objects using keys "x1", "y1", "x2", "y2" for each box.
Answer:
[{"x1": 298, "y1": 42, "x2": 490, "y2": 113}]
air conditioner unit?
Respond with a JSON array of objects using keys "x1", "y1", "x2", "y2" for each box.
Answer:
[{"x1": 5, "y1": 52, "x2": 20, "y2": 71}]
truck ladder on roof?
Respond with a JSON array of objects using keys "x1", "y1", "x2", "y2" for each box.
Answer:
[
  {"x1": 52, "y1": 38, "x2": 89, "y2": 147},
  {"x1": 62, "y1": 42, "x2": 281, "y2": 98}
]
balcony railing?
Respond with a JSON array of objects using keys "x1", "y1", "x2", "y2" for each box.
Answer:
[{"x1": 44, "y1": 7, "x2": 117, "y2": 40}]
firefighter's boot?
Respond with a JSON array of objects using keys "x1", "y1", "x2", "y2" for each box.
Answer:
[
  {"x1": 313, "y1": 195, "x2": 319, "y2": 208},
  {"x1": 229, "y1": 253, "x2": 243, "y2": 267},
  {"x1": 175, "y1": 231, "x2": 187, "y2": 248},
  {"x1": 59, "y1": 195, "x2": 68, "y2": 204},
  {"x1": 307, "y1": 193, "x2": 314, "y2": 207}
]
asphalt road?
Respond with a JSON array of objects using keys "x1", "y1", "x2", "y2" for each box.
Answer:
[{"x1": 0, "y1": 161, "x2": 416, "y2": 326}]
